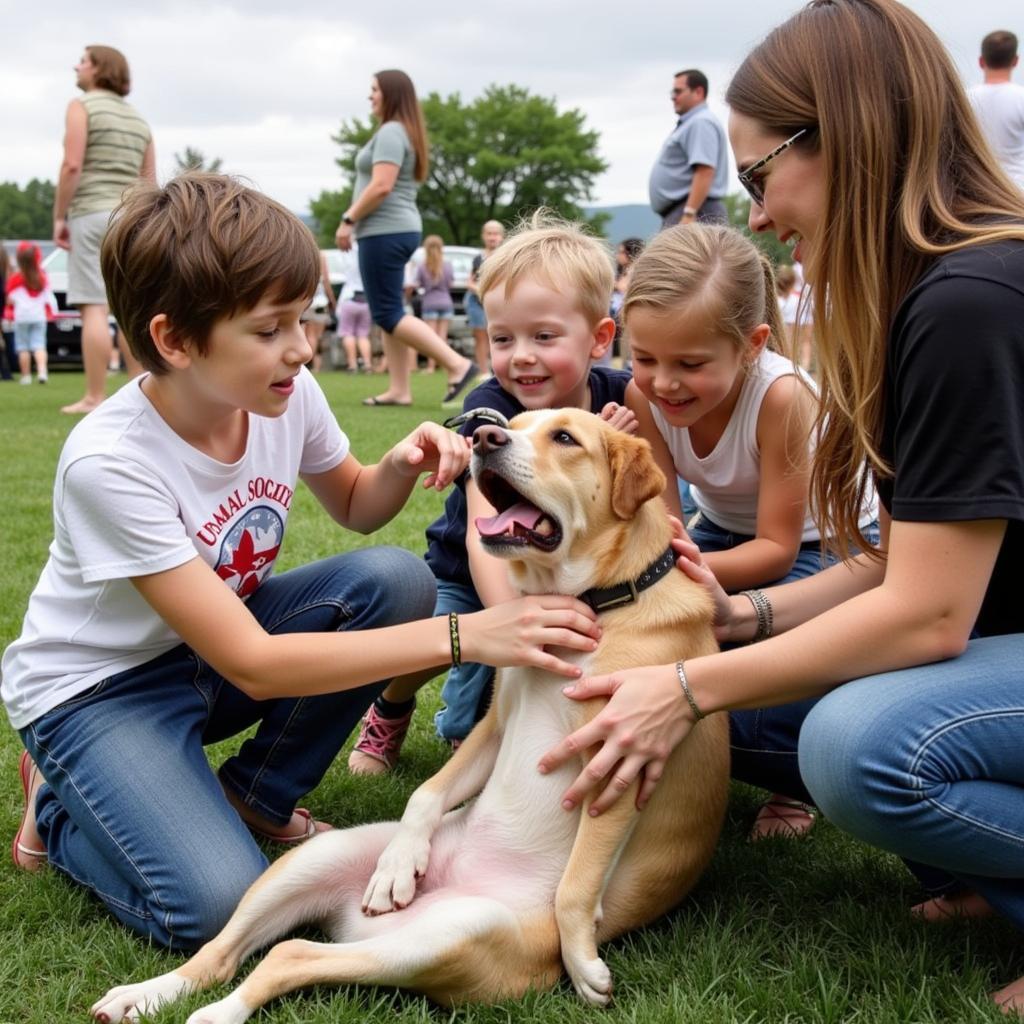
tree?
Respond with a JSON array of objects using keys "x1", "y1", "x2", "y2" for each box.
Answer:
[
  {"x1": 0, "y1": 179, "x2": 56, "y2": 240},
  {"x1": 310, "y1": 85, "x2": 608, "y2": 246},
  {"x1": 173, "y1": 147, "x2": 223, "y2": 174}
]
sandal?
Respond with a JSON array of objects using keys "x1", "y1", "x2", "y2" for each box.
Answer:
[
  {"x1": 12, "y1": 751, "x2": 48, "y2": 871},
  {"x1": 348, "y1": 701, "x2": 415, "y2": 775},
  {"x1": 249, "y1": 808, "x2": 333, "y2": 846},
  {"x1": 749, "y1": 796, "x2": 817, "y2": 842},
  {"x1": 441, "y1": 362, "x2": 481, "y2": 408}
]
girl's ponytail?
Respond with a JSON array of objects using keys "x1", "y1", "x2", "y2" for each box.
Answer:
[{"x1": 755, "y1": 247, "x2": 788, "y2": 360}]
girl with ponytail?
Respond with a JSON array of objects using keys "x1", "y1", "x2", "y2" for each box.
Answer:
[{"x1": 623, "y1": 222, "x2": 876, "y2": 839}]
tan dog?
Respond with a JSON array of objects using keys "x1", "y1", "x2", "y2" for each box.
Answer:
[{"x1": 92, "y1": 409, "x2": 729, "y2": 1024}]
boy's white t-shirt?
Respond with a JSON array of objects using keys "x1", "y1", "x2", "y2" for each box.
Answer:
[{"x1": 1, "y1": 368, "x2": 348, "y2": 730}]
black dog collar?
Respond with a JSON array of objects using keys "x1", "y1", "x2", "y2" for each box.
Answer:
[{"x1": 579, "y1": 545, "x2": 677, "y2": 613}]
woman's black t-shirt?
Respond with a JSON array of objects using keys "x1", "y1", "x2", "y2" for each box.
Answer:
[{"x1": 877, "y1": 238, "x2": 1024, "y2": 636}]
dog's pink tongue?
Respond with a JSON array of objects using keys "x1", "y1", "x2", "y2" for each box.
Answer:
[{"x1": 476, "y1": 502, "x2": 544, "y2": 538}]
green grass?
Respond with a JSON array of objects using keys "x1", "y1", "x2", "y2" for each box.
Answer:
[{"x1": 1, "y1": 370, "x2": 1019, "y2": 1024}]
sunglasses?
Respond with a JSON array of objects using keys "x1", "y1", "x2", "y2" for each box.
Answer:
[{"x1": 736, "y1": 128, "x2": 808, "y2": 207}]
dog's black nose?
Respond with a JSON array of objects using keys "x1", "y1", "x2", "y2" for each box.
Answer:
[{"x1": 473, "y1": 424, "x2": 509, "y2": 454}]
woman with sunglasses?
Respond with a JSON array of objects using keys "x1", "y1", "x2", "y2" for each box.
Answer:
[{"x1": 539, "y1": 0, "x2": 1024, "y2": 1010}]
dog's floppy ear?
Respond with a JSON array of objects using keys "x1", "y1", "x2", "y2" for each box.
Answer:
[{"x1": 607, "y1": 432, "x2": 667, "y2": 520}]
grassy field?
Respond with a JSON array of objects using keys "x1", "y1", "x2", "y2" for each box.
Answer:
[{"x1": 1, "y1": 370, "x2": 1019, "y2": 1024}]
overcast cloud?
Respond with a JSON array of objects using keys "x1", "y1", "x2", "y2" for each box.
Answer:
[{"x1": 3, "y1": 1, "x2": 1022, "y2": 215}]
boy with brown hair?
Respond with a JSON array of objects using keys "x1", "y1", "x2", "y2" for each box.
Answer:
[{"x1": 3, "y1": 176, "x2": 601, "y2": 948}]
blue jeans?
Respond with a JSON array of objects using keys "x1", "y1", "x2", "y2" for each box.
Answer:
[
  {"x1": 357, "y1": 231, "x2": 421, "y2": 333},
  {"x1": 431, "y1": 578, "x2": 494, "y2": 741},
  {"x1": 799, "y1": 634, "x2": 1024, "y2": 929},
  {"x1": 20, "y1": 547, "x2": 436, "y2": 950}
]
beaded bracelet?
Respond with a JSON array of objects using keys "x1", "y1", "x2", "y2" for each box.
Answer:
[
  {"x1": 740, "y1": 588, "x2": 774, "y2": 643},
  {"x1": 675, "y1": 660, "x2": 706, "y2": 722},
  {"x1": 448, "y1": 611, "x2": 462, "y2": 667}
]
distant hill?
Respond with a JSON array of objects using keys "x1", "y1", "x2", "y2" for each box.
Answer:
[{"x1": 586, "y1": 204, "x2": 660, "y2": 243}]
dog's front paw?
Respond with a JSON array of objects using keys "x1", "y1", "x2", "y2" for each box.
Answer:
[
  {"x1": 361, "y1": 831, "x2": 431, "y2": 915},
  {"x1": 91, "y1": 971, "x2": 191, "y2": 1022},
  {"x1": 565, "y1": 954, "x2": 613, "y2": 1007},
  {"x1": 186, "y1": 992, "x2": 251, "y2": 1024}
]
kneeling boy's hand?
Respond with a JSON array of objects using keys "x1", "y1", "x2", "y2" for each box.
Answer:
[{"x1": 390, "y1": 421, "x2": 472, "y2": 490}]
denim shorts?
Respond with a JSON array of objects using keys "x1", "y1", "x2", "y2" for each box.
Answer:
[
  {"x1": 357, "y1": 231, "x2": 421, "y2": 333},
  {"x1": 466, "y1": 292, "x2": 487, "y2": 330},
  {"x1": 14, "y1": 321, "x2": 46, "y2": 353},
  {"x1": 421, "y1": 307, "x2": 454, "y2": 321}
]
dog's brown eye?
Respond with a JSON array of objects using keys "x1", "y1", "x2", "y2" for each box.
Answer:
[{"x1": 552, "y1": 430, "x2": 579, "y2": 447}]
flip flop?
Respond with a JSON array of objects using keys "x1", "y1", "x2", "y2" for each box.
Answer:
[
  {"x1": 12, "y1": 751, "x2": 48, "y2": 871},
  {"x1": 362, "y1": 396, "x2": 412, "y2": 407},
  {"x1": 748, "y1": 797, "x2": 817, "y2": 842},
  {"x1": 249, "y1": 807, "x2": 333, "y2": 846},
  {"x1": 441, "y1": 362, "x2": 481, "y2": 408}
]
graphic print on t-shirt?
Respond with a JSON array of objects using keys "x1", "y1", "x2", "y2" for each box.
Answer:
[{"x1": 214, "y1": 506, "x2": 283, "y2": 597}]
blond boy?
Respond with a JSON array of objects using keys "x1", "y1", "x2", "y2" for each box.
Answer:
[{"x1": 350, "y1": 216, "x2": 635, "y2": 772}]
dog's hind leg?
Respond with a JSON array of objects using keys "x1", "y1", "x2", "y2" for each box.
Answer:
[
  {"x1": 554, "y1": 780, "x2": 640, "y2": 1006},
  {"x1": 183, "y1": 897, "x2": 561, "y2": 1024},
  {"x1": 91, "y1": 822, "x2": 399, "y2": 1024}
]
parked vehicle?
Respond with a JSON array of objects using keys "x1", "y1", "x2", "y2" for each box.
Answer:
[{"x1": 39, "y1": 247, "x2": 87, "y2": 365}]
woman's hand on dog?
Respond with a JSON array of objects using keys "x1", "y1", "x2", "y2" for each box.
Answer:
[
  {"x1": 537, "y1": 664, "x2": 692, "y2": 814},
  {"x1": 462, "y1": 596, "x2": 602, "y2": 678}
]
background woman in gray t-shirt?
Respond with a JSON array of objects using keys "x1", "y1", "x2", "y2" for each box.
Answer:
[{"x1": 335, "y1": 70, "x2": 479, "y2": 409}]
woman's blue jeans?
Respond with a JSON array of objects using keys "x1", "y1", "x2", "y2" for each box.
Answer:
[
  {"x1": 20, "y1": 546, "x2": 436, "y2": 950},
  {"x1": 800, "y1": 634, "x2": 1024, "y2": 929}
]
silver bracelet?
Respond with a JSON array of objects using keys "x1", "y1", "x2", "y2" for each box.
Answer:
[
  {"x1": 740, "y1": 589, "x2": 774, "y2": 642},
  {"x1": 675, "y1": 660, "x2": 706, "y2": 722}
]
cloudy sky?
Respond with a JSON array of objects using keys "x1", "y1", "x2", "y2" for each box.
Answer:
[{"x1": 4, "y1": 1, "x2": 1022, "y2": 216}]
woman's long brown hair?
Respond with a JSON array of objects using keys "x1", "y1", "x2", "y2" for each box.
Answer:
[
  {"x1": 375, "y1": 69, "x2": 429, "y2": 182},
  {"x1": 727, "y1": 0, "x2": 1024, "y2": 559}
]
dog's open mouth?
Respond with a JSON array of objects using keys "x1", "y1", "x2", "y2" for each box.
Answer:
[{"x1": 474, "y1": 469, "x2": 562, "y2": 552}]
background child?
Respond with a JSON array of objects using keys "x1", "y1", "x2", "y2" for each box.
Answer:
[
  {"x1": 335, "y1": 241, "x2": 373, "y2": 373},
  {"x1": 301, "y1": 250, "x2": 335, "y2": 373},
  {"x1": 414, "y1": 234, "x2": 454, "y2": 374},
  {"x1": 465, "y1": 219, "x2": 506, "y2": 375},
  {"x1": 622, "y1": 223, "x2": 876, "y2": 840},
  {"x1": 4, "y1": 175, "x2": 601, "y2": 949},
  {"x1": 607, "y1": 236, "x2": 645, "y2": 369},
  {"x1": 4, "y1": 242, "x2": 56, "y2": 384},
  {"x1": 348, "y1": 214, "x2": 636, "y2": 774}
]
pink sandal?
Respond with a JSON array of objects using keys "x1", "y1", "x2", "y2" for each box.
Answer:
[
  {"x1": 748, "y1": 796, "x2": 817, "y2": 842},
  {"x1": 12, "y1": 751, "x2": 48, "y2": 871}
]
